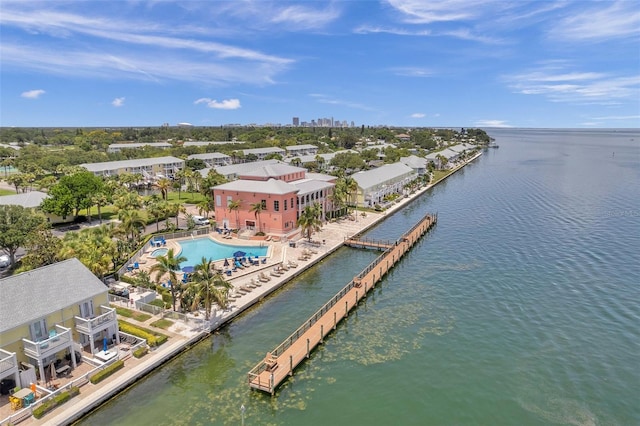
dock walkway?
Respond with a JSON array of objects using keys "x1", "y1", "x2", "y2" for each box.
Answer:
[{"x1": 248, "y1": 213, "x2": 437, "y2": 394}]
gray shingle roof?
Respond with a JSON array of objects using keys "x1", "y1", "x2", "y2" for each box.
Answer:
[
  {"x1": 187, "y1": 153, "x2": 231, "y2": 160},
  {"x1": 240, "y1": 164, "x2": 306, "y2": 178},
  {"x1": 242, "y1": 147, "x2": 286, "y2": 155},
  {"x1": 0, "y1": 191, "x2": 48, "y2": 208},
  {"x1": 213, "y1": 178, "x2": 299, "y2": 195},
  {"x1": 285, "y1": 144, "x2": 318, "y2": 151},
  {"x1": 352, "y1": 162, "x2": 416, "y2": 191},
  {"x1": 213, "y1": 159, "x2": 283, "y2": 177},
  {"x1": 400, "y1": 155, "x2": 427, "y2": 169},
  {"x1": 0, "y1": 258, "x2": 107, "y2": 333},
  {"x1": 292, "y1": 179, "x2": 333, "y2": 195}
]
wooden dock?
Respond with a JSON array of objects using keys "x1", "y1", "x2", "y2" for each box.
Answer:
[
  {"x1": 343, "y1": 237, "x2": 394, "y2": 250},
  {"x1": 248, "y1": 213, "x2": 437, "y2": 395}
]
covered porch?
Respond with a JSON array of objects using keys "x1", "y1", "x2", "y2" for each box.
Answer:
[
  {"x1": 22, "y1": 324, "x2": 77, "y2": 388},
  {"x1": 74, "y1": 305, "x2": 120, "y2": 356}
]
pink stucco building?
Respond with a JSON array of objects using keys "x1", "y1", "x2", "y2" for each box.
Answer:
[{"x1": 212, "y1": 164, "x2": 335, "y2": 237}]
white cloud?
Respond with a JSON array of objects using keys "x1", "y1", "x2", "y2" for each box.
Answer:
[
  {"x1": 504, "y1": 64, "x2": 640, "y2": 104},
  {"x1": 112, "y1": 97, "x2": 125, "y2": 107},
  {"x1": 386, "y1": 0, "x2": 486, "y2": 24},
  {"x1": 270, "y1": 5, "x2": 340, "y2": 29},
  {"x1": 21, "y1": 89, "x2": 45, "y2": 99},
  {"x1": 475, "y1": 120, "x2": 512, "y2": 128},
  {"x1": 410, "y1": 113, "x2": 425, "y2": 118},
  {"x1": 194, "y1": 98, "x2": 241, "y2": 110},
  {"x1": 593, "y1": 114, "x2": 640, "y2": 121},
  {"x1": 550, "y1": 1, "x2": 640, "y2": 42}
]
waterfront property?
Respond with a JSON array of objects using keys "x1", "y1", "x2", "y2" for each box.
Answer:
[
  {"x1": 352, "y1": 162, "x2": 417, "y2": 208},
  {"x1": 80, "y1": 156, "x2": 184, "y2": 179},
  {"x1": 0, "y1": 259, "x2": 120, "y2": 389},
  {"x1": 248, "y1": 213, "x2": 437, "y2": 394}
]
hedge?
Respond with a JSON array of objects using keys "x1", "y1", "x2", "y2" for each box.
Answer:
[
  {"x1": 90, "y1": 360, "x2": 125, "y2": 385},
  {"x1": 32, "y1": 386, "x2": 80, "y2": 419},
  {"x1": 119, "y1": 320, "x2": 168, "y2": 347},
  {"x1": 133, "y1": 347, "x2": 148, "y2": 358}
]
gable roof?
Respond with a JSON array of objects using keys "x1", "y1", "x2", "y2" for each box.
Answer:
[
  {"x1": 212, "y1": 159, "x2": 283, "y2": 177},
  {"x1": 0, "y1": 258, "x2": 107, "y2": 333},
  {"x1": 352, "y1": 162, "x2": 415, "y2": 190},
  {"x1": 187, "y1": 153, "x2": 231, "y2": 160},
  {"x1": 240, "y1": 163, "x2": 306, "y2": 179},
  {"x1": 285, "y1": 144, "x2": 318, "y2": 151},
  {"x1": 400, "y1": 155, "x2": 427, "y2": 169},
  {"x1": 242, "y1": 147, "x2": 286, "y2": 155},
  {"x1": 0, "y1": 190, "x2": 48, "y2": 208},
  {"x1": 213, "y1": 178, "x2": 298, "y2": 195},
  {"x1": 80, "y1": 156, "x2": 184, "y2": 172}
]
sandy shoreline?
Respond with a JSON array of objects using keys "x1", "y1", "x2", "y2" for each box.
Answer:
[{"x1": 22, "y1": 152, "x2": 482, "y2": 425}]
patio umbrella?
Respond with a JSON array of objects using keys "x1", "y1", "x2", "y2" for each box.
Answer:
[
  {"x1": 103, "y1": 337, "x2": 108, "y2": 352},
  {"x1": 50, "y1": 363, "x2": 57, "y2": 383},
  {"x1": 233, "y1": 250, "x2": 246, "y2": 258},
  {"x1": 223, "y1": 258, "x2": 230, "y2": 267},
  {"x1": 182, "y1": 266, "x2": 195, "y2": 273}
]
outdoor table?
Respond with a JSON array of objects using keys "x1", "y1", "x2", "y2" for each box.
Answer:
[
  {"x1": 94, "y1": 350, "x2": 118, "y2": 363},
  {"x1": 56, "y1": 365, "x2": 70, "y2": 375}
]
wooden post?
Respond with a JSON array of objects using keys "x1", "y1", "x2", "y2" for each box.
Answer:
[
  {"x1": 356, "y1": 290, "x2": 358, "y2": 302},
  {"x1": 345, "y1": 300, "x2": 348, "y2": 317},
  {"x1": 289, "y1": 355, "x2": 293, "y2": 376},
  {"x1": 320, "y1": 325, "x2": 324, "y2": 344},
  {"x1": 307, "y1": 338, "x2": 311, "y2": 357},
  {"x1": 334, "y1": 312, "x2": 337, "y2": 330}
]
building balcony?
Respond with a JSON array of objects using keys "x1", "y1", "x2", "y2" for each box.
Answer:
[
  {"x1": 74, "y1": 305, "x2": 117, "y2": 335},
  {"x1": 22, "y1": 325, "x2": 72, "y2": 360},
  {"x1": 0, "y1": 349, "x2": 18, "y2": 378}
]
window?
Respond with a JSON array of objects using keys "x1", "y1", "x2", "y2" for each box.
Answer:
[
  {"x1": 215, "y1": 194, "x2": 221, "y2": 207},
  {"x1": 284, "y1": 199, "x2": 288, "y2": 210},
  {"x1": 80, "y1": 300, "x2": 94, "y2": 318},
  {"x1": 261, "y1": 200, "x2": 267, "y2": 209},
  {"x1": 274, "y1": 200, "x2": 280, "y2": 211},
  {"x1": 291, "y1": 197, "x2": 294, "y2": 207}
]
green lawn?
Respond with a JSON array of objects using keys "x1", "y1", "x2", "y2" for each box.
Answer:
[
  {"x1": 165, "y1": 191, "x2": 206, "y2": 204},
  {"x1": 0, "y1": 188, "x2": 15, "y2": 196}
]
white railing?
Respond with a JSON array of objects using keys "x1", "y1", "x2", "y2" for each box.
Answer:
[
  {"x1": 22, "y1": 325, "x2": 72, "y2": 359},
  {"x1": 0, "y1": 348, "x2": 17, "y2": 376},
  {"x1": 74, "y1": 305, "x2": 117, "y2": 334}
]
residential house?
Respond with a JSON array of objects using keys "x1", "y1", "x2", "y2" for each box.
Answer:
[
  {"x1": 285, "y1": 144, "x2": 318, "y2": 158},
  {"x1": 242, "y1": 147, "x2": 286, "y2": 160},
  {"x1": 0, "y1": 259, "x2": 120, "y2": 386},
  {"x1": 0, "y1": 190, "x2": 69, "y2": 224},
  {"x1": 206, "y1": 159, "x2": 283, "y2": 181},
  {"x1": 400, "y1": 155, "x2": 428, "y2": 176},
  {"x1": 182, "y1": 141, "x2": 243, "y2": 147},
  {"x1": 187, "y1": 153, "x2": 232, "y2": 168},
  {"x1": 80, "y1": 156, "x2": 184, "y2": 179},
  {"x1": 107, "y1": 142, "x2": 172, "y2": 153},
  {"x1": 396, "y1": 133, "x2": 411, "y2": 142},
  {"x1": 352, "y1": 162, "x2": 417, "y2": 208}
]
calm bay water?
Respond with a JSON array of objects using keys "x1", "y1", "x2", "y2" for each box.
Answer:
[{"x1": 80, "y1": 129, "x2": 640, "y2": 426}]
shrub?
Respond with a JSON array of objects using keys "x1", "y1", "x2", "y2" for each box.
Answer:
[
  {"x1": 150, "y1": 319, "x2": 173, "y2": 329},
  {"x1": 119, "y1": 320, "x2": 168, "y2": 347},
  {"x1": 90, "y1": 360, "x2": 125, "y2": 385},
  {"x1": 133, "y1": 346, "x2": 148, "y2": 358},
  {"x1": 149, "y1": 299, "x2": 165, "y2": 308},
  {"x1": 32, "y1": 387, "x2": 80, "y2": 419}
]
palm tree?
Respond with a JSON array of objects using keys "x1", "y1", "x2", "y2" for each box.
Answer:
[
  {"x1": 297, "y1": 203, "x2": 323, "y2": 242},
  {"x1": 188, "y1": 257, "x2": 232, "y2": 319},
  {"x1": 196, "y1": 198, "x2": 212, "y2": 219},
  {"x1": 91, "y1": 191, "x2": 109, "y2": 224},
  {"x1": 227, "y1": 199, "x2": 242, "y2": 229},
  {"x1": 344, "y1": 176, "x2": 358, "y2": 214},
  {"x1": 155, "y1": 177, "x2": 172, "y2": 200},
  {"x1": 150, "y1": 248, "x2": 187, "y2": 311},
  {"x1": 118, "y1": 209, "x2": 146, "y2": 243},
  {"x1": 249, "y1": 201, "x2": 265, "y2": 233},
  {"x1": 145, "y1": 195, "x2": 164, "y2": 232}
]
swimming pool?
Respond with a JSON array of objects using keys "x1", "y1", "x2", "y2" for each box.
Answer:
[
  {"x1": 150, "y1": 248, "x2": 169, "y2": 257},
  {"x1": 177, "y1": 238, "x2": 268, "y2": 268}
]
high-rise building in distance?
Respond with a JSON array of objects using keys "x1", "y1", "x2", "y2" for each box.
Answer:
[{"x1": 292, "y1": 117, "x2": 299, "y2": 126}]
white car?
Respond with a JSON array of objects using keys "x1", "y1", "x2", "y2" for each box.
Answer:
[
  {"x1": 192, "y1": 215, "x2": 210, "y2": 226},
  {"x1": 0, "y1": 254, "x2": 10, "y2": 268}
]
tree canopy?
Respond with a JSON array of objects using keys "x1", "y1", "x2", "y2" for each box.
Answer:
[
  {"x1": 41, "y1": 171, "x2": 104, "y2": 217},
  {"x1": 0, "y1": 205, "x2": 48, "y2": 266}
]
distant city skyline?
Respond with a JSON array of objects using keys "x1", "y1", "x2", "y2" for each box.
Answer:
[{"x1": 1, "y1": 1, "x2": 639, "y2": 128}]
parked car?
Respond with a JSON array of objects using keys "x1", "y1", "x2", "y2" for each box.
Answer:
[
  {"x1": 0, "y1": 255, "x2": 10, "y2": 268},
  {"x1": 192, "y1": 215, "x2": 210, "y2": 226}
]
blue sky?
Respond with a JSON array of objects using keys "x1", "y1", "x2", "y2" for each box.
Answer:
[{"x1": 1, "y1": 0, "x2": 639, "y2": 128}]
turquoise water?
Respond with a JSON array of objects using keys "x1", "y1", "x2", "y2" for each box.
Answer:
[
  {"x1": 178, "y1": 238, "x2": 268, "y2": 268},
  {"x1": 80, "y1": 129, "x2": 640, "y2": 425},
  {"x1": 150, "y1": 248, "x2": 168, "y2": 257}
]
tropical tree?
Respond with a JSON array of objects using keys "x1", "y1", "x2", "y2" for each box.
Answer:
[
  {"x1": 297, "y1": 203, "x2": 323, "y2": 242},
  {"x1": 187, "y1": 257, "x2": 232, "y2": 319},
  {"x1": 91, "y1": 191, "x2": 109, "y2": 224},
  {"x1": 20, "y1": 228, "x2": 62, "y2": 270},
  {"x1": 150, "y1": 248, "x2": 187, "y2": 311},
  {"x1": 155, "y1": 177, "x2": 172, "y2": 200},
  {"x1": 249, "y1": 201, "x2": 265, "y2": 233},
  {"x1": 227, "y1": 199, "x2": 242, "y2": 229},
  {"x1": 145, "y1": 195, "x2": 164, "y2": 232},
  {"x1": 344, "y1": 176, "x2": 358, "y2": 214},
  {"x1": 41, "y1": 171, "x2": 103, "y2": 218},
  {"x1": 118, "y1": 209, "x2": 146, "y2": 244},
  {"x1": 0, "y1": 205, "x2": 48, "y2": 267},
  {"x1": 58, "y1": 226, "x2": 118, "y2": 279},
  {"x1": 196, "y1": 198, "x2": 213, "y2": 219}
]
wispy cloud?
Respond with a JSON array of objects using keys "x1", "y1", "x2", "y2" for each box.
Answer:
[
  {"x1": 504, "y1": 64, "x2": 640, "y2": 104},
  {"x1": 592, "y1": 114, "x2": 640, "y2": 121},
  {"x1": 410, "y1": 113, "x2": 425, "y2": 118},
  {"x1": 270, "y1": 4, "x2": 340, "y2": 30},
  {"x1": 21, "y1": 89, "x2": 45, "y2": 99},
  {"x1": 194, "y1": 98, "x2": 241, "y2": 110},
  {"x1": 353, "y1": 25, "x2": 431, "y2": 36},
  {"x1": 112, "y1": 97, "x2": 125, "y2": 107},
  {"x1": 475, "y1": 120, "x2": 512, "y2": 127},
  {"x1": 386, "y1": 0, "x2": 487, "y2": 24},
  {"x1": 549, "y1": 1, "x2": 640, "y2": 42},
  {"x1": 0, "y1": 5, "x2": 292, "y2": 85},
  {"x1": 309, "y1": 94, "x2": 375, "y2": 111},
  {"x1": 391, "y1": 67, "x2": 434, "y2": 78}
]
